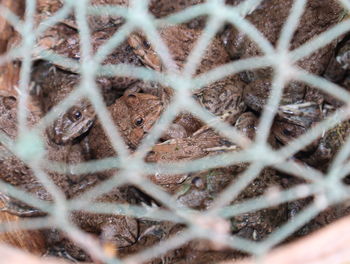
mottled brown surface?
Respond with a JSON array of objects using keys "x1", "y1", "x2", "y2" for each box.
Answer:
[
  {"x1": 0, "y1": 0, "x2": 46, "y2": 255},
  {"x1": 227, "y1": 0, "x2": 343, "y2": 111},
  {"x1": 222, "y1": 215, "x2": 350, "y2": 264},
  {"x1": 224, "y1": 0, "x2": 343, "y2": 60},
  {"x1": 0, "y1": 0, "x2": 24, "y2": 54},
  {"x1": 0, "y1": 0, "x2": 23, "y2": 97},
  {"x1": 129, "y1": 24, "x2": 230, "y2": 73},
  {"x1": 1, "y1": 0, "x2": 350, "y2": 263},
  {"x1": 149, "y1": 0, "x2": 204, "y2": 18},
  {"x1": 128, "y1": 24, "x2": 247, "y2": 125},
  {"x1": 34, "y1": 25, "x2": 142, "y2": 91},
  {"x1": 0, "y1": 62, "x2": 20, "y2": 97},
  {"x1": 88, "y1": 92, "x2": 163, "y2": 158},
  {"x1": 31, "y1": 63, "x2": 96, "y2": 145},
  {"x1": 0, "y1": 93, "x2": 140, "y2": 259},
  {"x1": 0, "y1": 244, "x2": 70, "y2": 264},
  {"x1": 0, "y1": 206, "x2": 46, "y2": 255}
]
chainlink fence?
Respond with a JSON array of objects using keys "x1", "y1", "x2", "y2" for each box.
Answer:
[{"x1": 1, "y1": 0, "x2": 350, "y2": 263}]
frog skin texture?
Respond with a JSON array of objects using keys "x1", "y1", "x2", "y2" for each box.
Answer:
[
  {"x1": 128, "y1": 24, "x2": 247, "y2": 126},
  {"x1": 0, "y1": 94, "x2": 139, "y2": 260},
  {"x1": 32, "y1": 62, "x2": 96, "y2": 145}
]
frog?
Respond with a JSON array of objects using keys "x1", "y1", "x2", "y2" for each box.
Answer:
[
  {"x1": 145, "y1": 128, "x2": 234, "y2": 192},
  {"x1": 323, "y1": 35, "x2": 350, "y2": 92},
  {"x1": 37, "y1": 0, "x2": 206, "y2": 35},
  {"x1": 222, "y1": 0, "x2": 342, "y2": 61},
  {"x1": 221, "y1": 0, "x2": 343, "y2": 153},
  {"x1": 141, "y1": 112, "x2": 288, "y2": 251},
  {"x1": 303, "y1": 120, "x2": 350, "y2": 171},
  {"x1": 35, "y1": 0, "x2": 127, "y2": 32},
  {"x1": 144, "y1": 112, "x2": 259, "y2": 193},
  {"x1": 86, "y1": 86, "x2": 204, "y2": 161},
  {"x1": 194, "y1": 76, "x2": 246, "y2": 125},
  {"x1": 271, "y1": 101, "x2": 350, "y2": 171},
  {"x1": 149, "y1": 0, "x2": 203, "y2": 18},
  {"x1": 0, "y1": 94, "x2": 140, "y2": 261},
  {"x1": 271, "y1": 102, "x2": 323, "y2": 152},
  {"x1": 234, "y1": 111, "x2": 257, "y2": 140},
  {"x1": 176, "y1": 168, "x2": 291, "y2": 254},
  {"x1": 128, "y1": 24, "x2": 230, "y2": 74},
  {"x1": 33, "y1": 25, "x2": 143, "y2": 94},
  {"x1": 241, "y1": 73, "x2": 313, "y2": 149},
  {"x1": 31, "y1": 61, "x2": 97, "y2": 145},
  {"x1": 69, "y1": 189, "x2": 139, "y2": 250},
  {"x1": 242, "y1": 75, "x2": 306, "y2": 113},
  {"x1": 221, "y1": 0, "x2": 294, "y2": 60},
  {"x1": 128, "y1": 24, "x2": 247, "y2": 127},
  {"x1": 222, "y1": 0, "x2": 342, "y2": 109},
  {"x1": 174, "y1": 167, "x2": 288, "y2": 242},
  {"x1": 125, "y1": 80, "x2": 204, "y2": 137},
  {"x1": 132, "y1": 115, "x2": 255, "y2": 262},
  {"x1": 46, "y1": 103, "x2": 95, "y2": 145},
  {"x1": 87, "y1": 92, "x2": 164, "y2": 160},
  {"x1": 125, "y1": 80, "x2": 174, "y2": 106}
]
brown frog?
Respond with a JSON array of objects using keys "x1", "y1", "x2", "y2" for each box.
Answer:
[
  {"x1": 88, "y1": 92, "x2": 164, "y2": 160},
  {"x1": 125, "y1": 81, "x2": 204, "y2": 138},
  {"x1": 87, "y1": 87, "x2": 201, "y2": 160},
  {"x1": 223, "y1": 0, "x2": 343, "y2": 109},
  {"x1": 234, "y1": 111, "x2": 257, "y2": 140},
  {"x1": 37, "y1": 0, "x2": 205, "y2": 34},
  {"x1": 271, "y1": 102, "x2": 323, "y2": 153},
  {"x1": 223, "y1": 0, "x2": 342, "y2": 62},
  {"x1": 31, "y1": 62, "x2": 96, "y2": 145},
  {"x1": 128, "y1": 24, "x2": 246, "y2": 126},
  {"x1": 33, "y1": 25, "x2": 142, "y2": 93},
  {"x1": 149, "y1": 0, "x2": 204, "y2": 18},
  {"x1": 145, "y1": 112, "x2": 258, "y2": 193},
  {"x1": 0, "y1": 94, "x2": 139, "y2": 260},
  {"x1": 141, "y1": 112, "x2": 288, "y2": 251},
  {"x1": 174, "y1": 167, "x2": 288, "y2": 241},
  {"x1": 221, "y1": 0, "x2": 344, "y2": 155},
  {"x1": 150, "y1": 0, "x2": 207, "y2": 30},
  {"x1": 271, "y1": 101, "x2": 350, "y2": 170},
  {"x1": 36, "y1": 0, "x2": 127, "y2": 32},
  {"x1": 194, "y1": 76, "x2": 246, "y2": 125},
  {"x1": 128, "y1": 24, "x2": 230, "y2": 73},
  {"x1": 324, "y1": 35, "x2": 350, "y2": 91},
  {"x1": 145, "y1": 129, "x2": 234, "y2": 192},
  {"x1": 242, "y1": 75, "x2": 306, "y2": 113},
  {"x1": 303, "y1": 120, "x2": 350, "y2": 171}
]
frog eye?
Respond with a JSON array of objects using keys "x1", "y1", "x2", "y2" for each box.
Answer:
[
  {"x1": 71, "y1": 110, "x2": 82, "y2": 121},
  {"x1": 283, "y1": 128, "x2": 292, "y2": 136},
  {"x1": 192, "y1": 177, "x2": 205, "y2": 189},
  {"x1": 143, "y1": 40, "x2": 151, "y2": 49},
  {"x1": 134, "y1": 117, "x2": 144, "y2": 126}
]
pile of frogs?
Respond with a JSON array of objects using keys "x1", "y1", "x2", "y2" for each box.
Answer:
[{"x1": 1, "y1": 0, "x2": 350, "y2": 263}]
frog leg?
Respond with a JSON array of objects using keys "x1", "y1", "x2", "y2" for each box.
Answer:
[
  {"x1": 100, "y1": 216, "x2": 139, "y2": 248},
  {"x1": 138, "y1": 221, "x2": 174, "y2": 241},
  {"x1": 81, "y1": 136, "x2": 92, "y2": 160},
  {"x1": 127, "y1": 186, "x2": 158, "y2": 206},
  {"x1": 44, "y1": 246, "x2": 80, "y2": 263},
  {"x1": 0, "y1": 193, "x2": 44, "y2": 217},
  {"x1": 124, "y1": 82, "x2": 142, "y2": 95},
  {"x1": 138, "y1": 224, "x2": 166, "y2": 241},
  {"x1": 44, "y1": 228, "x2": 87, "y2": 262}
]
